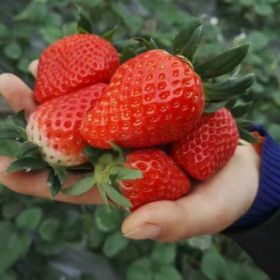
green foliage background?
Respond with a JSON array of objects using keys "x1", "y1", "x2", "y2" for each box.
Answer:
[{"x1": 0, "y1": 0, "x2": 279, "y2": 279}]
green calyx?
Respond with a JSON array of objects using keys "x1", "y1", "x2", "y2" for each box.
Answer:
[{"x1": 65, "y1": 144, "x2": 142, "y2": 210}]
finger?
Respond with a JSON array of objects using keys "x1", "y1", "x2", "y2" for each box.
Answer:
[
  {"x1": 122, "y1": 143, "x2": 260, "y2": 242},
  {"x1": 0, "y1": 156, "x2": 102, "y2": 205},
  {"x1": 0, "y1": 73, "x2": 37, "y2": 116},
  {"x1": 28, "y1": 60, "x2": 39, "y2": 78}
]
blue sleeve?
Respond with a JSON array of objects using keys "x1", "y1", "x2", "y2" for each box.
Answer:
[{"x1": 230, "y1": 125, "x2": 280, "y2": 230}]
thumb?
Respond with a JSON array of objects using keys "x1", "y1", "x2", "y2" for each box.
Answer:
[
  {"x1": 121, "y1": 193, "x2": 228, "y2": 243},
  {"x1": 122, "y1": 200, "x2": 188, "y2": 242},
  {"x1": 122, "y1": 144, "x2": 259, "y2": 242}
]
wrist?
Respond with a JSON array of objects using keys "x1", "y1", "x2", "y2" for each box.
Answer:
[{"x1": 230, "y1": 127, "x2": 280, "y2": 230}]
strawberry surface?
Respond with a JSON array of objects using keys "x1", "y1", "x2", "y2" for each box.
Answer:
[
  {"x1": 171, "y1": 108, "x2": 239, "y2": 180},
  {"x1": 80, "y1": 49, "x2": 205, "y2": 148},
  {"x1": 120, "y1": 149, "x2": 191, "y2": 210},
  {"x1": 27, "y1": 83, "x2": 107, "y2": 166},
  {"x1": 35, "y1": 34, "x2": 119, "y2": 103}
]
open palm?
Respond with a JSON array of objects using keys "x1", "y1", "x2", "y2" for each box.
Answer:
[{"x1": 0, "y1": 62, "x2": 260, "y2": 241}]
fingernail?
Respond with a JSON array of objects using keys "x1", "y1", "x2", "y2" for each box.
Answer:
[{"x1": 124, "y1": 224, "x2": 162, "y2": 240}]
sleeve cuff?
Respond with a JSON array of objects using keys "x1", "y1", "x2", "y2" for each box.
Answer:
[{"x1": 230, "y1": 125, "x2": 280, "y2": 230}]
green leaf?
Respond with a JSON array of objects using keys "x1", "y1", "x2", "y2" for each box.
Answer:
[
  {"x1": 255, "y1": 3, "x2": 273, "y2": 16},
  {"x1": 40, "y1": 27, "x2": 62, "y2": 44},
  {"x1": 224, "y1": 261, "x2": 268, "y2": 280},
  {"x1": 155, "y1": 266, "x2": 182, "y2": 280},
  {"x1": 0, "y1": 270, "x2": 17, "y2": 280},
  {"x1": 12, "y1": 111, "x2": 27, "y2": 128},
  {"x1": 238, "y1": 128, "x2": 258, "y2": 143},
  {"x1": 225, "y1": 98, "x2": 238, "y2": 110},
  {"x1": 231, "y1": 102, "x2": 253, "y2": 118},
  {"x1": 201, "y1": 249, "x2": 227, "y2": 280},
  {"x1": 105, "y1": 185, "x2": 132, "y2": 209},
  {"x1": 151, "y1": 243, "x2": 176, "y2": 265},
  {"x1": 0, "y1": 140, "x2": 18, "y2": 157},
  {"x1": 239, "y1": 0, "x2": 254, "y2": 6},
  {"x1": 39, "y1": 218, "x2": 60, "y2": 241},
  {"x1": 237, "y1": 119, "x2": 252, "y2": 129},
  {"x1": 173, "y1": 20, "x2": 202, "y2": 54},
  {"x1": 204, "y1": 74, "x2": 255, "y2": 101},
  {"x1": 83, "y1": 145, "x2": 103, "y2": 164},
  {"x1": 112, "y1": 2, "x2": 142, "y2": 34},
  {"x1": 134, "y1": 37, "x2": 158, "y2": 50},
  {"x1": 111, "y1": 167, "x2": 143, "y2": 180},
  {"x1": 126, "y1": 258, "x2": 153, "y2": 280},
  {"x1": 196, "y1": 44, "x2": 249, "y2": 79},
  {"x1": 94, "y1": 206, "x2": 122, "y2": 233},
  {"x1": 249, "y1": 32, "x2": 269, "y2": 51},
  {"x1": 102, "y1": 25, "x2": 118, "y2": 41},
  {"x1": 47, "y1": 169, "x2": 63, "y2": 198},
  {"x1": 17, "y1": 58, "x2": 31, "y2": 73},
  {"x1": 0, "y1": 122, "x2": 27, "y2": 141},
  {"x1": 2, "y1": 202, "x2": 22, "y2": 219},
  {"x1": 52, "y1": 166, "x2": 67, "y2": 185},
  {"x1": 180, "y1": 24, "x2": 203, "y2": 61},
  {"x1": 0, "y1": 222, "x2": 31, "y2": 273},
  {"x1": 88, "y1": 226, "x2": 105, "y2": 249},
  {"x1": 109, "y1": 141, "x2": 126, "y2": 162},
  {"x1": 63, "y1": 22, "x2": 77, "y2": 36},
  {"x1": 98, "y1": 184, "x2": 110, "y2": 206},
  {"x1": 204, "y1": 101, "x2": 228, "y2": 113},
  {"x1": 63, "y1": 176, "x2": 95, "y2": 196},
  {"x1": 120, "y1": 46, "x2": 137, "y2": 63},
  {"x1": 269, "y1": 124, "x2": 280, "y2": 140},
  {"x1": 76, "y1": 5, "x2": 92, "y2": 34},
  {"x1": 4, "y1": 41, "x2": 22, "y2": 60},
  {"x1": 7, "y1": 157, "x2": 48, "y2": 173},
  {"x1": 16, "y1": 141, "x2": 41, "y2": 158},
  {"x1": 16, "y1": 208, "x2": 43, "y2": 230},
  {"x1": 103, "y1": 231, "x2": 129, "y2": 258},
  {"x1": 0, "y1": 23, "x2": 8, "y2": 38},
  {"x1": 67, "y1": 163, "x2": 93, "y2": 171},
  {"x1": 14, "y1": 1, "x2": 48, "y2": 22}
]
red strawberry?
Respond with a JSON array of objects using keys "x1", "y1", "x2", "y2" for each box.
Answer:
[
  {"x1": 35, "y1": 34, "x2": 120, "y2": 103},
  {"x1": 80, "y1": 49, "x2": 205, "y2": 149},
  {"x1": 26, "y1": 83, "x2": 107, "y2": 166},
  {"x1": 171, "y1": 108, "x2": 239, "y2": 180},
  {"x1": 120, "y1": 149, "x2": 191, "y2": 210}
]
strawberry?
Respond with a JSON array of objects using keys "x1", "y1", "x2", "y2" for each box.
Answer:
[
  {"x1": 171, "y1": 108, "x2": 239, "y2": 180},
  {"x1": 35, "y1": 34, "x2": 120, "y2": 103},
  {"x1": 80, "y1": 49, "x2": 205, "y2": 149},
  {"x1": 26, "y1": 83, "x2": 107, "y2": 166},
  {"x1": 120, "y1": 149, "x2": 191, "y2": 210}
]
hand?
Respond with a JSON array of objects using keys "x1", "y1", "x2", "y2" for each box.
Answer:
[
  {"x1": 0, "y1": 63, "x2": 260, "y2": 238},
  {"x1": 122, "y1": 142, "x2": 260, "y2": 242},
  {"x1": 0, "y1": 62, "x2": 102, "y2": 204}
]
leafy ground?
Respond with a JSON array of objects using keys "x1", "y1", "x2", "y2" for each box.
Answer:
[{"x1": 0, "y1": 0, "x2": 279, "y2": 279}]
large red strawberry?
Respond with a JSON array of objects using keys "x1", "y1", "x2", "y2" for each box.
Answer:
[
  {"x1": 80, "y1": 49, "x2": 205, "y2": 149},
  {"x1": 120, "y1": 149, "x2": 191, "y2": 210},
  {"x1": 35, "y1": 34, "x2": 119, "y2": 103},
  {"x1": 171, "y1": 108, "x2": 239, "y2": 180},
  {"x1": 27, "y1": 83, "x2": 107, "y2": 166}
]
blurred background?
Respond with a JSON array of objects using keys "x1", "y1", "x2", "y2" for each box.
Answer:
[{"x1": 0, "y1": 0, "x2": 279, "y2": 279}]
